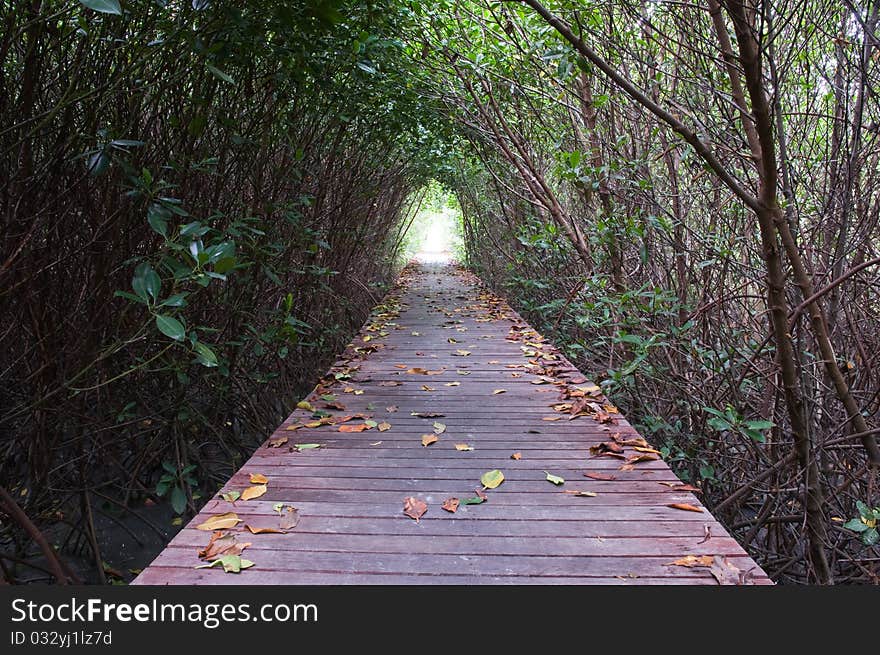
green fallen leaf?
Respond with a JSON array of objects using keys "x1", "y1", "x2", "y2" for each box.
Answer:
[
  {"x1": 544, "y1": 471, "x2": 565, "y2": 485},
  {"x1": 272, "y1": 503, "x2": 284, "y2": 514},
  {"x1": 195, "y1": 554, "x2": 254, "y2": 573},
  {"x1": 295, "y1": 443, "x2": 321, "y2": 450},
  {"x1": 480, "y1": 469, "x2": 504, "y2": 489},
  {"x1": 220, "y1": 490, "x2": 241, "y2": 503},
  {"x1": 461, "y1": 496, "x2": 486, "y2": 505}
]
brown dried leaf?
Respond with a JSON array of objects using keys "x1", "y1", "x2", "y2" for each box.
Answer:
[
  {"x1": 403, "y1": 497, "x2": 427, "y2": 522},
  {"x1": 268, "y1": 436, "x2": 289, "y2": 447},
  {"x1": 379, "y1": 381, "x2": 402, "y2": 387},
  {"x1": 584, "y1": 472, "x2": 616, "y2": 481},
  {"x1": 249, "y1": 473, "x2": 268, "y2": 484},
  {"x1": 510, "y1": 452, "x2": 522, "y2": 460},
  {"x1": 658, "y1": 482, "x2": 701, "y2": 493},
  {"x1": 668, "y1": 503, "x2": 704, "y2": 513},
  {"x1": 421, "y1": 434, "x2": 438, "y2": 447},
  {"x1": 240, "y1": 484, "x2": 267, "y2": 501},
  {"x1": 454, "y1": 443, "x2": 474, "y2": 451},
  {"x1": 339, "y1": 423, "x2": 370, "y2": 433},
  {"x1": 377, "y1": 421, "x2": 392, "y2": 432},
  {"x1": 411, "y1": 411, "x2": 444, "y2": 418},
  {"x1": 245, "y1": 524, "x2": 284, "y2": 535},
  {"x1": 668, "y1": 555, "x2": 714, "y2": 568},
  {"x1": 441, "y1": 498, "x2": 460, "y2": 513},
  {"x1": 280, "y1": 506, "x2": 300, "y2": 530},
  {"x1": 198, "y1": 532, "x2": 251, "y2": 560}
]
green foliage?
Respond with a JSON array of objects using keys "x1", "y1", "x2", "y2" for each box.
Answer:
[{"x1": 844, "y1": 502, "x2": 880, "y2": 546}]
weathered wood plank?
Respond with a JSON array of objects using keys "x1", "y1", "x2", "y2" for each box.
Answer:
[{"x1": 134, "y1": 261, "x2": 770, "y2": 585}]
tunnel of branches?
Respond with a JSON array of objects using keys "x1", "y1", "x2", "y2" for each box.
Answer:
[{"x1": 2, "y1": 0, "x2": 880, "y2": 585}]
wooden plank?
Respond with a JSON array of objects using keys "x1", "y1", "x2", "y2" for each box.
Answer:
[{"x1": 135, "y1": 261, "x2": 770, "y2": 585}]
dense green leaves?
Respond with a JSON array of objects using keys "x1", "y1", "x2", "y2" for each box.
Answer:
[{"x1": 78, "y1": 0, "x2": 122, "y2": 16}]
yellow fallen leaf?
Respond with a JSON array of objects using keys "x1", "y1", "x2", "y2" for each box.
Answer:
[
  {"x1": 480, "y1": 469, "x2": 504, "y2": 489},
  {"x1": 196, "y1": 512, "x2": 242, "y2": 531},
  {"x1": 296, "y1": 401, "x2": 313, "y2": 411},
  {"x1": 241, "y1": 484, "x2": 267, "y2": 501},
  {"x1": 377, "y1": 421, "x2": 391, "y2": 432},
  {"x1": 454, "y1": 443, "x2": 474, "y2": 451},
  {"x1": 249, "y1": 473, "x2": 268, "y2": 484},
  {"x1": 492, "y1": 389, "x2": 507, "y2": 395},
  {"x1": 668, "y1": 503, "x2": 703, "y2": 513},
  {"x1": 668, "y1": 555, "x2": 714, "y2": 567}
]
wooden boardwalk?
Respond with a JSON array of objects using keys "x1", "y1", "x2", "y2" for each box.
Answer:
[{"x1": 135, "y1": 261, "x2": 771, "y2": 585}]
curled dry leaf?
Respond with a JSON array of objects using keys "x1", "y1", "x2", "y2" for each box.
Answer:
[
  {"x1": 544, "y1": 471, "x2": 565, "y2": 485},
  {"x1": 433, "y1": 422, "x2": 446, "y2": 434},
  {"x1": 249, "y1": 473, "x2": 268, "y2": 484},
  {"x1": 668, "y1": 503, "x2": 703, "y2": 513},
  {"x1": 377, "y1": 421, "x2": 392, "y2": 432},
  {"x1": 245, "y1": 524, "x2": 284, "y2": 535},
  {"x1": 510, "y1": 452, "x2": 522, "y2": 460},
  {"x1": 379, "y1": 381, "x2": 402, "y2": 387},
  {"x1": 584, "y1": 472, "x2": 615, "y2": 481},
  {"x1": 198, "y1": 532, "x2": 251, "y2": 561},
  {"x1": 659, "y1": 482, "x2": 701, "y2": 493},
  {"x1": 240, "y1": 484, "x2": 267, "y2": 501},
  {"x1": 444, "y1": 382, "x2": 461, "y2": 387},
  {"x1": 403, "y1": 497, "x2": 427, "y2": 522},
  {"x1": 280, "y1": 506, "x2": 300, "y2": 530},
  {"x1": 542, "y1": 416, "x2": 562, "y2": 422},
  {"x1": 411, "y1": 411, "x2": 444, "y2": 418},
  {"x1": 492, "y1": 389, "x2": 507, "y2": 395},
  {"x1": 268, "y1": 436, "x2": 289, "y2": 447},
  {"x1": 564, "y1": 490, "x2": 597, "y2": 497},
  {"x1": 386, "y1": 405, "x2": 399, "y2": 412},
  {"x1": 196, "y1": 512, "x2": 242, "y2": 531},
  {"x1": 421, "y1": 434, "x2": 438, "y2": 447},
  {"x1": 454, "y1": 443, "x2": 473, "y2": 451},
  {"x1": 442, "y1": 498, "x2": 460, "y2": 513}
]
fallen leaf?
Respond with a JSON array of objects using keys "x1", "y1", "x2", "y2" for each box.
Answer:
[
  {"x1": 668, "y1": 503, "x2": 703, "y2": 513},
  {"x1": 295, "y1": 443, "x2": 321, "y2": 450},
  {"x1": 698, "y1": 525, "x2": 712, "y2": 544},
  {"x1": 219, "y1": 490, "x2": 240, "y2": 502},
  {"x1": 378, "y1": 421, "x2": 392, "y2": 432},
  {"x1": 442, "y1": 498, "x2": 460, "y2": 513},
  {"x1": 394, "y1": 364, "x2": 408, "y2": 369},
  {"x1": 249, "y1": 473, "x2": 268, "y2": 484},
  {"x1": 403, "y1": 497, "x2": 427, "y2": 521},
  {"x1": 584, "y1": 472, "x2": 615, "y2": 481},
  {"x1": 623, "y1": 453, "x2": 659, "y2": 465},
  {"x1": 461, "y1": 493, "x2": 486, "y2": 505},
  {"x1": 457, "y1": 370, "x2": 470, "y2": 376},
  {"x1": 198, "y1": 532, "x2": 250, "y2": 560},
  {"x1": 444, "y1": 382, "x2": 461, "y2": 387},
  {"x1": 379, "y1": 381, "x2": 402, "y2": 387},
  {"x1": 268, "y1": 436, "x2": 289, "y2": 448},
  {"x1": 433, "y1": 422, "x2": 446, "y2": 434},
  {"x1": 542, "y1": 416, "x2": 562, "y2": 422},
  {"x1": 296, "y1": 401, "x2": 313, "y2": 411},
  {"x1": 480, "y1": 469, "x2": 504, "y2": 489},
  {"x1": 564, "y1": 490, "x2": 597, "y2": 497},
  {"x1": 245, "y1": 525, "x2": 284, "y2": 535},
  {"x1": 339, "y1": 423, "x2": 370, "y2": 433},
  {"x1": 196, "y1": 512, "x2": 242, "y2": 531},
  {"x1": 364, "y1": 419, "x2": 378, "y2": 428},
  {"x1": 453, "y1": 349, "x2": 471, "y2": 356},
  {"x1": 370, "y1": 441, "x2": 382, "y2": 446},
  {"x1": 241, "y1": 484, "x2": 267, "y2": 501},
  {"x1": 544, "y1": 471, "x2": 565, "y2": 485},
  {"x1": 421, "y1": 384, "x2": 435, "y2": 392},
  {"x1": 421, "y1": 434, "x2": 438, "y2": 447},
  {"x1": 280, "y1": 506, "x2": 300, "y2": 530},
  {"x1": 492, "y1": 389, "x2": 507, "y2": 395},
  {"x1": 386, "y1": 405, "x2": 399, "y2": 412},
  {"x1": 195, "y1": 554, "x2": 254, "y2": 573},
  {"x1": 411, "y1": 411, "x2": 444, "y2": 418},
  {"x1": 511, "y1": 452, "x2": 522, "y2": 460},
  {"x1": 658, "y1": 482, "x2": 701, "y2": 492},
  {"x1": 709, "y1": 556, "x2": 747, "y2": 585},
  {"x1": 323, "y1": 401, "x2": 346, "y2": 411},
  {"x1": 669, "y1": 555, "x2": 715, "y2": 568},
  {"x1": 454, "y1": 443, "x2": 474, "y2": 451}
]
